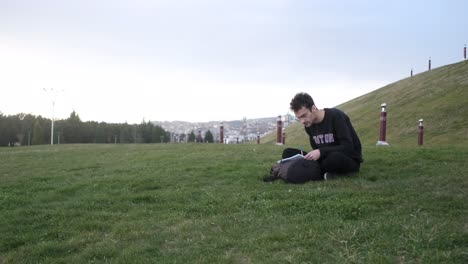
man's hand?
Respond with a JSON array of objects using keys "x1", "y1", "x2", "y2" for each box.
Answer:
[{"x1": 304, "y1": 149, "x2": 321, "y2": 160}]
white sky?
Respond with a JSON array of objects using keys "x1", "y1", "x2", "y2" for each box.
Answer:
[{"x1": 1, "y1": 0, "x2": 467, "y2": 123}]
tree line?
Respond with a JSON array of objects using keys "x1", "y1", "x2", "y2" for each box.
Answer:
[
  {"x1": 187, "y1": 130, "x2": 214, "y2": 143},
  {"x1": 0, "y1": 111, "x2": 172, "y2": 146}
]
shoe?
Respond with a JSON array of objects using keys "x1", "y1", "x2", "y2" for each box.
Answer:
[{"x1": 323, "y1": 172, "x2": 337, "y2": 181}]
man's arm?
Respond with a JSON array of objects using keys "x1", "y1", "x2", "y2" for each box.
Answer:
[{"x1": 304, "y1": 149, "x2": 321, "y2": 160}]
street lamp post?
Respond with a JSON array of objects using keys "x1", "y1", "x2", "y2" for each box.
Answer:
[
  {"x1": 43, "y1": 88, "x2": 63, "y2": 145},
  {"x1": 51, "y1": 100, "x2": 55, "y2": 145}
]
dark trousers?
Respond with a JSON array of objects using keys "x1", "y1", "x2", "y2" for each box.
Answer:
[{"x1": 282, "y1": 148, "x2": 360, "y2": 175}]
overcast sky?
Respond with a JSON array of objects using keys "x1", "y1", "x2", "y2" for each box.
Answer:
[{"x1": 1, "y1": 0, "x2": 467, "y2": 123}]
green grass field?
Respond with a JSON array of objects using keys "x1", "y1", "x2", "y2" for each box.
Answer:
[{"x1": 1, "y1": 144, "x2": 467, "y2": 263}]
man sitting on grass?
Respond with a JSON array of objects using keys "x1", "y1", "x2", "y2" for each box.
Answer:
[{"x1": 278, "y1": 92, "x2": 363, "y2": 181}]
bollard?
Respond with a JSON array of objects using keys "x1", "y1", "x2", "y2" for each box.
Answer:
[
  {"x1": 464, "y1": 44, "x2": 466, "y2": 60},
  {"x1": 282, "y1": 128, "x2": 286, "y2": 145},
  {"x1": 418, "y1": 119, "x2": 424, "y2": 146},
  {"x1": 376, "y1": 103, "x2": 389, "y2": 146},
  {"x1": 220, "y1": 122, "x2": 224, "y2": 144},
  {"x1": 257, "y1": 132, "x2": 260, "y2": 144},
  {"x1": 276, "y1": 115, "x2": 283, "y2": 145},
  {"x1": 197, "y1": 130, "x2": 203, "y2": 143}
]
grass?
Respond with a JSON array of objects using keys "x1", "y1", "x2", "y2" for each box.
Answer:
[{"x1": 1, "y1": 143, "x2": 467, "y2": 263}]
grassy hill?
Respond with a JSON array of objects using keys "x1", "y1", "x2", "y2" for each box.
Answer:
[{"x1": 262, "y1": 60, "x2": 468, "y2": 147}]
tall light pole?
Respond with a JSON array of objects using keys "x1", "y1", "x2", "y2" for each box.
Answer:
[{"x1": 43, "y1": 88, "x2": 63, "y2": 145}]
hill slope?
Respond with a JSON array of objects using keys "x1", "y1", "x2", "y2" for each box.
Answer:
[{"x1": 262, "y1": 60, "x2": 468, "y2": 147}]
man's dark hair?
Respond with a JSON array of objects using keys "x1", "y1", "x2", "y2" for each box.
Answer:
[{"x1": 290, "y1": 92, "x2": 315, "y2": 112}]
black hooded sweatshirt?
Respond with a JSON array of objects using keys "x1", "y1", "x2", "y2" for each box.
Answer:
[{"x1": 305, "y1": 108, "x2": 363, "y2": 163}]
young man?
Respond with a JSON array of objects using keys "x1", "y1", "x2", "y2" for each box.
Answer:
[{"x1": 286, "y1": 92, "x2": 363, "y2": 180}]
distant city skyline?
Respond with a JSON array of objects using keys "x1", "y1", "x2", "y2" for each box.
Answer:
[{"x1": 1, "y1": 0, "x2": 467, "y2": 123}]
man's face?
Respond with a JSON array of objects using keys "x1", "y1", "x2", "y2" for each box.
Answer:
[{"x1": 294, "y1": 106, "x2": 314, "y2": 127}]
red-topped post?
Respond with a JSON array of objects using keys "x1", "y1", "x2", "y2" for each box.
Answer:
[
  {"x1": 197, "y1": 129, "x2": 203, "y2": 143},
  {"x1": 282, "y1": 127, "x2": 286, "y2": 145},
  {"x1": 464, "y1": 44, "x2": 466, "y2": 60},
  {"x1": 376, "y1": 103, "x2": 389, "y2": 146},
  {"x1": 276, "y1": 115, "x2": 283, "y2": 145},
  {"x1": 418, "y1": 119, "x2": 424, "y2": 146},
  {"x1": 219, "y1": 122, "x2": 224, "y2": 144}
]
